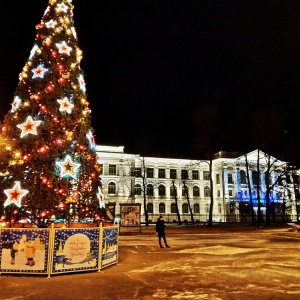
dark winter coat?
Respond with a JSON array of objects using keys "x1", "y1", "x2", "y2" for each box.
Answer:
[{"x1": 156, "y1": 218, "x2": 166, "y2": 237}]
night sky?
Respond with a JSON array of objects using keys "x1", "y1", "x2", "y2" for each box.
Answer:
[{"x1": 0, "y1": 1, "x2": 299, "y2": 164}]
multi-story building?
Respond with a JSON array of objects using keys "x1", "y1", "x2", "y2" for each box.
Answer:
[{"x1": 97, "y1": 145, "x2": 300, "y2": 223}]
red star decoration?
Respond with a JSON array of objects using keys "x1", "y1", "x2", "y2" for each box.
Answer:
[{"x1": 4, "y1": 181, "x2": 29, "y2": 208}]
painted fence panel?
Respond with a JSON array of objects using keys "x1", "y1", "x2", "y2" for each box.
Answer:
[
  {"x1": 0, "y1": 228, "x2": 50, "y2": 274},
  {"x1": 0, "y1": 224, "x2": 119, "y2": 276}
]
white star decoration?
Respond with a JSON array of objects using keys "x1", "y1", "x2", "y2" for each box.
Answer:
[
  {"x1": 78, "y1": 74, "x2": 86, "y2": 93},
  {"x1": 32, "y1": 64, "x2": 48, "y2": 79},
  {"x1": 56, "y1": 155, "x2": 81, "y2": 179},
  {"x1": 17, "y1": 116, "x2": 42, "y2": 138},
  {"x1": 11, "y1": 96, "x2": 22, "y2": 113},
  {"x1": 57, "y1": 97, "x2": 74, "y2": 114},
  {"x1": 97, "y1": 187, "x2": 105, "y2": 208},
  {"x1": 56, "y1": 2, "x2": 69, "y2": 13},
  {"x1": 71, "y1": 27, "x2": 77, "y2": 39},
  {"x1": 45, "y1": 19, "x2": 57, "y2": 28},
  {"x1": 4, "y1": 181, "x2": 29, "y2": 208},
  {"x1": 86, "y1": 130, "x2": 96, "y2": 150},
  {"x1": 56, "y1": 41, "x2": 72, "y2": 56},
  {"x1": 29, "y1": 45, "x2": 39, "y2": 60}
]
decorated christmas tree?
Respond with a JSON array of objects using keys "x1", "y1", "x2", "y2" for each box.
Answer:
[{"x1": 0, "y1": 0, "x2": 105, "y2": 228}]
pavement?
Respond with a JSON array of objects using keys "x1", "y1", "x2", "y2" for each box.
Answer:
[{"x1": 1, "y1": 223, "x2": 300, "y2": 300}]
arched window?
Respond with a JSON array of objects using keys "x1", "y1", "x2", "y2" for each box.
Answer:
[
  {"x1": 158, "y1": 184, "x2": 166, "y2": 196},
  {"x1": 193, "y1": 186, "x2": 200, "y2": 197},
  {"x1": 204, "y1": 186, "x2": 210, "y2": 197},
  {"x1": 170, "y1": 185, "x2": 177, "y2": 197},
  {"x1": 182, "y1": 185, "x2": 188, "y2": 196},
  {"x1": 108, "y1": 182, "x2": 116, "y2": 194},
  {"x1": 147, "y1": 202, "x2": 153, "y2": 213},
  {"x1": 182, "y1": 203, "x2": 189, "y2": 213},
  {"x1": 171, "y1": 203, "x2": 177, "y2": 213},
  {"x1": 194, "y1": 203, "x2": 200, "y2": 214},
  {"x1": 135, "y1": 184, "x2": 142, "y2": 195},
  {"x1": 159, "y1": 203, "x2": 165, "y2": 214},
  {"x1": 147, "y1": 184, "x2": 154, "y2": 196}
]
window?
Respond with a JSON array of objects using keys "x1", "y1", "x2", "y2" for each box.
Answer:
[
  {"x1": 158, "y1": 169, "x2": 165, "y2": 179},
  {"x1": 229, "y1": 190, "x2": 233, "y2": 197},
  {"x1": 252, "y1": 171, "x2": 259, "y2": 185},
  {"x1": 181, "y1": 169, "x2": 188, "y2": 180},
  {"x1": 204, "y1": 186, "x2": 210, "y2": 197},
  {"x1": 158, "y1": 184, "x2": 166, "y2": 196},
  {"x1": 135, "y1": 184, "x2": 142, "y2": 195},
  {"x1": 240, "y1": 170, "x2": 247, "y2": 184},
  {"x1": 182, "y1": 203, "x2": 189, "y2": 213},
  {"x1": 147, "y1": 168, "x2": 154, "y2": 178},
  {"x1": 203, "y1": 171, "x2": 209, "y2": 180},
  {"x1": 217, "y1": 190, "x2": 220, "y2": 197},
  {"x1": 99, "y1": 164, "x2": 103, "y2": 175},
  {"x1": 159, "y1": 203, "x2": 165, "y2": 214},
  {"x1": 170, "y1": 185, "x2": 177, "y2": 197},
  {"x1": 135, "y1": 167, "x2": 141, "y2": 177},
  {"x1": 193, "y1": 186, "x2": 200, "y2": 197},
  {"x1": 228, "y1": 173, "x2": 233, "y2": 184},
  {"x1": 170, "y1": 169, "x2": 177, "y2": 179},
  {"x1": 216, "y1": 173, "x2": 220, "y2": 184},
  {"x1": 192, "y1": 170, "x2": 199, "y2": 180},
  {"x1": 205, "y1": 204, "x2": 209, "y2": 214},
  {"x1": 147, "y1": 203, "x2": 153, "y2": 213},
  {"x1": 218, "y1": 203, "x2": 222, "y2": 213},
  {"x1": 171, "y1": 203, "x2": 177, "y2": 213},
  {"x1": 147, "y1": 184, "x2": 154, "y2": 196},
  {"x1": 109, "y1": 164, "x2": 116, "y2": 176},
  {"x1": 182, "y1": 185, "x2": 188, "y2": 197},
  {"x1": 108, "y1": 182, "x2": 116, "y2": 194},
  {"x1": 194, "y1": 203, "x2": 200, "y2": 214}
]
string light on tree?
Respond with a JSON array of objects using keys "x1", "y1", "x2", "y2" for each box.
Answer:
[{"x1": 97, "y1": 187, "x2": 105, "y2": 209}]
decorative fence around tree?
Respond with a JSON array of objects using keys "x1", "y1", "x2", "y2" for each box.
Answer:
[{"x1": 0, "y1": 223, "x2": 119, "y2": 277}]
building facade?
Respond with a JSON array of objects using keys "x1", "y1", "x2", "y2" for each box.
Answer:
[{"x1": 96, "y1": 146, "x2": 300, "y2": 223}]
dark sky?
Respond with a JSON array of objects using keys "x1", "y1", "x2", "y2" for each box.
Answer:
[{"x1": 0, "y1": 1, "x2": 299, "y2": 161}]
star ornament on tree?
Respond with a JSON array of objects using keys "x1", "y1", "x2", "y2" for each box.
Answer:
[
  {"x1": 4, "y1": 181, "x2": 29, "y2": 208},
  {"x1": 56, "y1": 2, "x2": 69, "y2": 13},
  {"x1": 97, "y1": 187, "x2": 105, "y2": 208},
  {"x1": 86, "y1": 130, "x2": 96, "y2": 150},
  {"x1": 56, "y1": 41, "x2": 72, "y2": 56},
  {"x1": 78, "y1": 74, "x2": 86, "y2": 93},
  {"x1": 11, "y1": 96, "x2": 22, "y2": 113},
  {"x1": 32, "y1": 64, "x2": 48, "y2": 79},
  {"x1": 56, "y1": 154, "x2": 81, "y2": 179},
  {"x1": 17, "y1": 116, "x2": 42, "y2": 138},
  {"x1": 57, "y1": 97, "x2": 74, "y2": 114}
]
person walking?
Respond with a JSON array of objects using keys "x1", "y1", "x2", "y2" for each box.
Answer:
[{"x1": 155, "y1": 215, "x2": 170, "y2": 248}]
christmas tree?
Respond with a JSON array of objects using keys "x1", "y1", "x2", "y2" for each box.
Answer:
[{"x1": 0, "y1": 0, "x2": 105, "y2": 228}]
